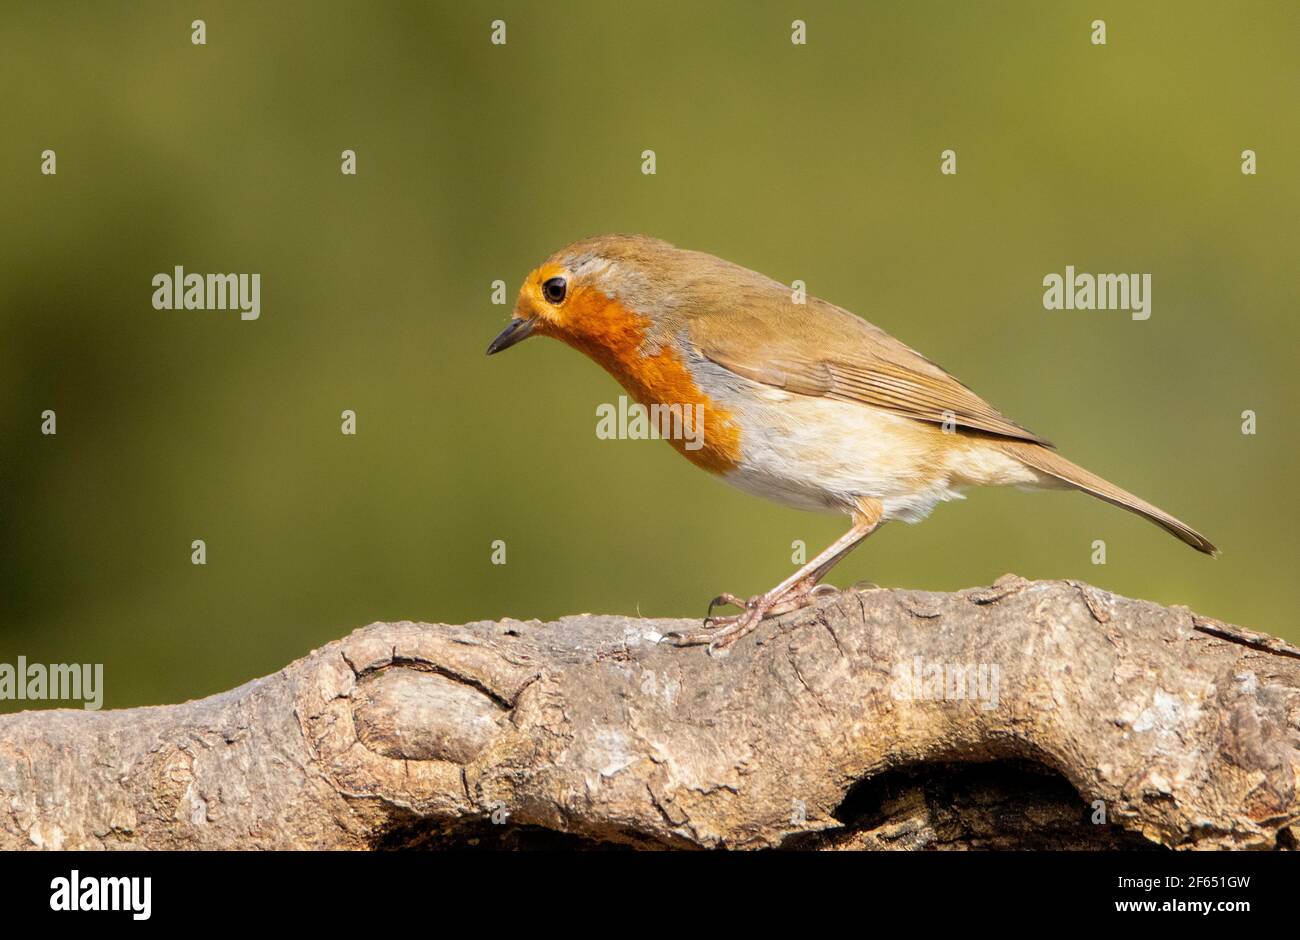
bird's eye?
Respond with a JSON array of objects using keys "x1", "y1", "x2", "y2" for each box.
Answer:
[{"x1": 542, "y1": 276, "x2": 567, "y2": 304}]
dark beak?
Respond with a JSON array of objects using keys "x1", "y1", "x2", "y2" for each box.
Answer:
[{"x1": 485, "y1": 317, "x2": 536, "y2": 356}]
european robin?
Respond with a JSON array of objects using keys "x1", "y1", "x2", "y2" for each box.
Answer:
[{"x1": 487, "y1": 235, "x2": 1216, "y2": 652}]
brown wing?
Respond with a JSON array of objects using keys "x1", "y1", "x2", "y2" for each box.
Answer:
[{"x1": 686, "y1": 282, "x2": 1051, "y2": 446}]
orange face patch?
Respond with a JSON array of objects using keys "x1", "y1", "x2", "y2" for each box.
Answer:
[{"x1": 522, "y1": 277, "x2": 742, "y2": 474}]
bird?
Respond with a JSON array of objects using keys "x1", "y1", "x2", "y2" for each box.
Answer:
[{"x1": 486, "y1": 234, "x2": 1216, "y2": 653}]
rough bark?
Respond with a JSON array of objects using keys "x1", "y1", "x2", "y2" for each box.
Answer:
[{"x1": 1, "y1": 576, "x2": 1297, "y2": 851}]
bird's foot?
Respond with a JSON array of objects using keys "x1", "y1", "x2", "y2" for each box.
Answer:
[
  {"x1": 662, "y1": 583, "x2": 837, "y2": 654},
  {"x1": 662, "y1": 595, "x2": 769, "y2": 654}
]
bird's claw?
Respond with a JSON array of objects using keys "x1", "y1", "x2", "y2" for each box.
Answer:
[
  {"x1": 665, "y1": 579, "x2": 849, "y2": 654},
  {"x1": 663, "y1": 593, "x2": 770, "y2": 654},
  {"x1": 705, "y1": 592, "x2": 747, "y2": 620}
]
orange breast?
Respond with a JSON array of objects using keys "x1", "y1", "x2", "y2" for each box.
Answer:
[{"x1": 554, "y1": 291, "x2": 742, "y2": 474}]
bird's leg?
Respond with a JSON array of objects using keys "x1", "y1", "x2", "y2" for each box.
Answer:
[{"x1": 665, "y1": 498, "x2": 884, "y2": 654}]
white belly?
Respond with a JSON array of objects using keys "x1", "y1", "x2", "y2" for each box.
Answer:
[{"x1": 705, "y1": 380, "x2": 1043, "y2": 523}]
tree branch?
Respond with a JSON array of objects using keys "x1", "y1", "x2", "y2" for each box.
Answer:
[{"x1": 2, "y1": 576, "x2": 1298, "y2": 850}]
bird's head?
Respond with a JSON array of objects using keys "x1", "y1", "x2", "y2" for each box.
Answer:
[{"x1": 486, "y1": 234, "x2": 699, "y2": 360}]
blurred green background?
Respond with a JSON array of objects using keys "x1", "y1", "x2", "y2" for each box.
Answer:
[{"x1": 2, "y1": 1, "x2": 1296, "y2": 710}]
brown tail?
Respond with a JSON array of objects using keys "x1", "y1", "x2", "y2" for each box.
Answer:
[{"x1": 997, "y1": 441, "x2": 1218, "y2": 556}]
